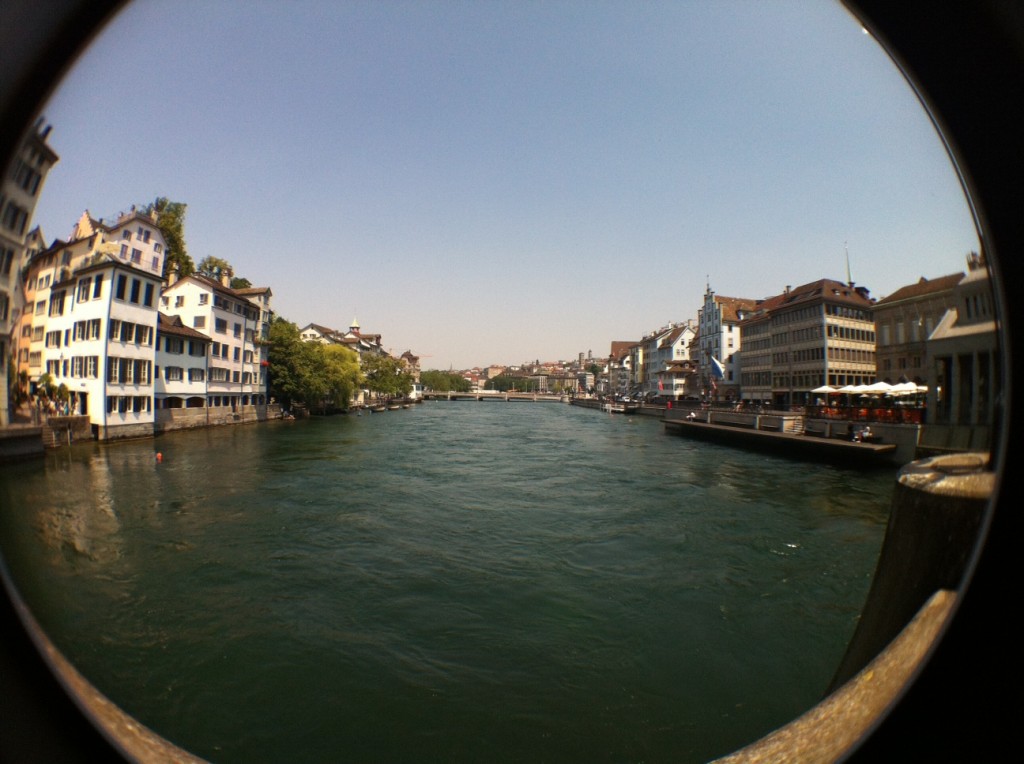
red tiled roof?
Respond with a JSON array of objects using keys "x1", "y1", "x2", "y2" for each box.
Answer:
[
  {"x1": 873, "y1": 272, "x2": 965, "y2": 305},
  {"x1": 715, "y1": 296, "x2": 760, "y2": 322},
  {"x1": 157, "y1": 312, "x2": 211, "y2": 341}
]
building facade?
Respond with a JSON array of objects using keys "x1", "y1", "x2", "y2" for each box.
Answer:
[
  {"x1": 1, "y1": 119, "x2": 58, "y2": 424},
  {"x1": 155, "y1": 312, "x2": 211, "y2": 410},
  {"x1": 873, "y1": 270, "x2": 965, "y2": 386},
  {"x1": 39, "y1": 257, "x2": 162, "y2": 439},
  {"x1": 926, "y1": 256, "x2": 999, "y2": 429},
  {"x1": 739, "y1": 279, "x2": 877, "y2": 407},
  {"x1": 160, "y1": 273, "x2": 270, "y2": 411},
  {"x1": 14, "y1": 208, "x2": 167, "y2": 438},
  {"x1": 697, "y1": 287, "x2": 758, "y2": 402},
  {"x1": 636, "y1": 322, "x2": 696, "y2": 398}
]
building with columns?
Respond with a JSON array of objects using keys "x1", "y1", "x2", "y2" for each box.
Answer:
[{"x1": 925, "y1": 253, "x2": 999, "y2": 431}]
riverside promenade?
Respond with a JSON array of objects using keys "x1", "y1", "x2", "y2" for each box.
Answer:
[
  {"x1": 569, "y1": 398, "x2": 920, "y2": 466},
  {"x1": 661, "y1": 406, "x2": 919, "y2": 465}
]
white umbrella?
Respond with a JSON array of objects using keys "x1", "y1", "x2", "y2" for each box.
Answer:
[
  {"x1": 836, "y1": 384, "x2": 858, "y2": 393},
  {"x1": 811, "y1": 385, "x2": 838, "y2": 394},
  {"x1": 862, "y1": 381, "x2": 894, "y2": 395},
  {"x1": 889, "y1": 381, "x2": 918, "y2": 396}
]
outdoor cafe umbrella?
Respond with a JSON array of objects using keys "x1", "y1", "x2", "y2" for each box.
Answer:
[
  {"x1": 861, "y1": 381, "x2": 895, "y2": 395},
  {"x1": 889, "y1": 381, "x2": 919, "y2": 396},
  {"x1": 811, "y1": 384, "x2": 838, "y2": 394}
]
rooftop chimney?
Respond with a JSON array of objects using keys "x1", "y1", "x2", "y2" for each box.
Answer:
[{"x1": 221, "y1": 267, "x2": 232, "y2": 287}]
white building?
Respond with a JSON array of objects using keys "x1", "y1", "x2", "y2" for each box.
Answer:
[
  {"x1": 160, "y1": 273, "x2": 269, "y2": 411},
  {"x1": 698, "y1": 286, "x2": 758, "y2": 401},
  {"x1": 40, "y1": 256, "x2": 162, "y2": 439},
  {"x1": 637, "y1": 322, "x2": 696, "y2": 398},
  {"x1": 155, "y1": 312, "x2": 211, "y2": 410}
]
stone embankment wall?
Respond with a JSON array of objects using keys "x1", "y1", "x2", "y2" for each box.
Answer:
[
  {"x1": 41, "y1": 415, "x2": 92, "y2": 448},
  {"x1": 154, "y1": 404, "x2": 283, "y2": 435},
  {"x1": 0, "y1": 426, "x2": 44, "y2": 462}
]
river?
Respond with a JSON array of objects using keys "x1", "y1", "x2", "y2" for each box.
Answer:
[{"x1": 0, "y1": 402, "x2": 894, "y2": 763}]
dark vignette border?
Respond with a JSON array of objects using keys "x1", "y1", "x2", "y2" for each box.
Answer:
[{"x1": 1, "y1": 1, "x2": 1019, "y2": 761}]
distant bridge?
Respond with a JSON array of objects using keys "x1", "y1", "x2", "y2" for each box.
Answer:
[{"x1": 422, "y1": 391, "x2": 567, "y2": 403}]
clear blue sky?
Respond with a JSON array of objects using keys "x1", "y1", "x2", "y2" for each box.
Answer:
[{"x1": 32, "y1": 0, "x2": 980, "y2": 370}]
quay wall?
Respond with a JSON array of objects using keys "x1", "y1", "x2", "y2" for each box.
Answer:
[
  {"x1": 658, "y1": 408, "x2": 921, "y2": 465},
  {"x1": 41, "y1": 415, "x2": 92, "y2": 448},
  {"x1": 155, "y1": 404, "x2": 282, "y2": 434},
  {"x1": 0, "y1": 426, "x2": 44, "y2": 463}
]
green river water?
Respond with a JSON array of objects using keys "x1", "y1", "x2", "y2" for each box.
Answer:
[{"x1": 0, "y1": 402, "x2": 894, "y2": 762}]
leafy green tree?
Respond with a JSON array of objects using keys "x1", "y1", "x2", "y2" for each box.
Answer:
[
  {"x1": 485, "y1": 375, "x2": 524, "y2": 392},
  {"x1": 321, "y1": 345, "x2": 362, "y2": 410},
  {"x1": 141, "y1": 197, "x2": 193, "y2": 278},
  {"x1": 197, "y1": 255, "x2": 233, "y2": 281},
  {"x1": 230, "y1": 276, "x2": 252, "y2": 289},
  {"x1": 362, "y1": 353, "x2": 413, "y2": 400},
  {"x1": 267, "y1": 317, "x2": 363, "y2": 412},
  {"x1": 267, "y1": 317, "x2": 307, "y2": 408},
  {"x1": 421, "y1": 370, "x2": 470, "y2": 393}
]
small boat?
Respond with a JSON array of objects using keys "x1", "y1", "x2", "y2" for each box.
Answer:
[{"x1": 371, "y1": 404, "x2": 386, "y2": 413}]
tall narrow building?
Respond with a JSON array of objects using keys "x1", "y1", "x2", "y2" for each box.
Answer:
[{"x1": 1, "y1": 119, "x2": 58, "y2": 425}]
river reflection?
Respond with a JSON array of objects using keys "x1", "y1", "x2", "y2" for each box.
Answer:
[{"x1": 0, "y1": 404, "x2": 894, "y2": 763}]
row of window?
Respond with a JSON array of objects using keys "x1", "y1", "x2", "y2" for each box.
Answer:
[
  {"x1": 159, "y1": 366, "x2": 205, "y2": 382},
  {"x1": 118, "y1": 244, "x2": 159, "y2": 272},
  {"x1": 107, "y1": 357, "x2": 152, "y2": 385},
  {"x1": 76, "y1": 273, "x2": 104, "y2": 302},
  {"x1": 772, "y1": 347, "x2": 826, "y2": 364},
  {"x1": 207, "y1": 366, "x2": 262, "y2": 385},
  {"x1": 10, "y1": 157, "x2": 44, "y2": 196},
  {"x1": 826, "y1": 324, "x2": 875, "y2": 343},
  {"x1": 109, "y1": 319, "x2": 154, "y2": 346},
  {"x1": 2, "y1": 200, "x2": 29, "y2": 235},
  {"x1": 770, "y1": 305, "x2": 822, "y2": 326},
  {"x1": 825, "y1": 303, "x2": 871, "y2": 321},
  {"x1": 162, "y1": 336, "x2": 207, "y2": 356},
  {"x1": 45, "y1": 355, "x2": 100, "y2": 379},
  {"x1": 107, "y1": 395, "x2": 152, "y2": 415},
  {"x1": 113, "y1": 273, "x2": 156, "y2": 306},
  {"x1": 122, "y1": 227, "x2": 153, "y2": 244}
]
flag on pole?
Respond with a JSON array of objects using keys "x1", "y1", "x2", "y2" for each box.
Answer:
[{"x1": 710, "y1": 356, "x2": 724, "y2": 394}]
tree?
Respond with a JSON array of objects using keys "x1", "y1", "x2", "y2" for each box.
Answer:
[
  {"x1": 485, "y1": 375, "x2": 524, "y2": 392},
  {"x1": 196, "y1": 255, "x2": 233, "y2": 282},
  {"x1": 361, "y1": 353, "x2": 413, "y2": 400},
  {"x1": 267, "y1": 317, "x2": 363, "y2": 412},
  {"x1": 230, "y1": 276, "x2": 252, "y2": 289},
  {"x1": 421, "y1": 369, "x2": 470, "y2": 393},
  {"x1": 321, "y1": 345, "x2": 362, "y2": 410},
  {"x1": 266, "y1": 317, "x2": 307, "y2": 409},
  {"x1": 141, "y1": 197, "x2": 193, "y2": 278}
]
